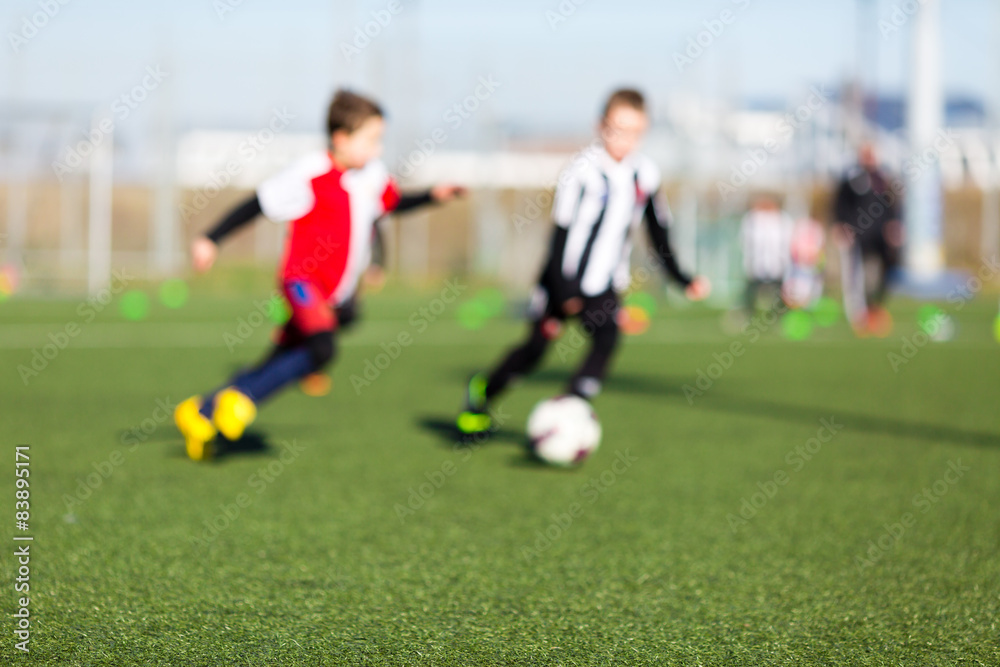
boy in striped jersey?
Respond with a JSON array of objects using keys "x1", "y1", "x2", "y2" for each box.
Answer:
[{"x1": 458, "y1": 89, "x2": 710, "y2": 435}]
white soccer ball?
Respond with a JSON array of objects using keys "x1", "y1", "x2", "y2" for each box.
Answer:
[{"x1": 526, "y1": 396, "x2": 602, "y2": 466}]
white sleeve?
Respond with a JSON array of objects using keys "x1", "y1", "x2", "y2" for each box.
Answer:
[
  {"x1": 551, "y1": 165, "x2": 585, "y2": 229},
  {"x1": 636, "y1": 156, "x2": 662, "y2": 198},
  {"x1": 256, "y1": 152, "x2": 332, "y2": 223}
]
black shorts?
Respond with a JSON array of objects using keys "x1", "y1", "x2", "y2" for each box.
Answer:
[{"x1": 527, "y1": 284, "x2": 620, "y2": 330}]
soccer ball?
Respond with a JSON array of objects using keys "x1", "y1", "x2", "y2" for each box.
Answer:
[{"x1": 526, "y1": 396, "x2": 602, "y2": 466}]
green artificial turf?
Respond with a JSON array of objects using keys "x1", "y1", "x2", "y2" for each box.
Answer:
[{"x1": 1, "y1": 280, "x2": 998, "y2": 665}]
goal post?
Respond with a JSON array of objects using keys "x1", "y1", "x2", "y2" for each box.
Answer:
[{"x1": 87, "y1": 111, "x2": 113, "y2": 295}]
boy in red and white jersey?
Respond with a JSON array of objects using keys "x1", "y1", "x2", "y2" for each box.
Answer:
[{"x1": 175, "y1": 90, "x2": 463, "y2": 460}]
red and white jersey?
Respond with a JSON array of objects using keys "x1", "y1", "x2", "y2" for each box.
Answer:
[{"x1": 256, "y1": 152, "x2": 400, "y2": 304}]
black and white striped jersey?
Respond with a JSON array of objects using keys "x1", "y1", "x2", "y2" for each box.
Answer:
[
  {"x1": 542, "y1": 146, "x2": 691, "y2": 301},
  {"x1": 740, "y1": 209, "x2": 794, "y2": 281}
]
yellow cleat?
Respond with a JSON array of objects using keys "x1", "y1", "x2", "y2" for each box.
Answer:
[
  {"x1": 174, "y1": 396, "x2": 218, "y2": 461},
  {"x1": 213, "y1": 388, "x2": 257, "y2": 442}
]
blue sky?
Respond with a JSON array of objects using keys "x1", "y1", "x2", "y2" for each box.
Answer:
[{"x1": 2, "y1": 0, "x2": 995, "y2": 147}]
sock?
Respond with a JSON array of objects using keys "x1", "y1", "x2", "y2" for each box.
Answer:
[
  {"x1": 232, "y1": 346, "x2": 316, "y2": 404},
  {"x1": 199, "y1": 346, "x2": 290, "y2": 418},
  {"x1": 199, "y1": 347, "x2": 316, "y2": 419},
  {"x1": 199, "y1": 391, "x2": 220, "y2": 419}
]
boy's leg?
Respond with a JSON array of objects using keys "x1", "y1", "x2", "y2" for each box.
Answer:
[
  {"x1": 231, "y1": 331, "x2": 335, "y2": 403},
  {"x1": 212, "y1": 281, "x2": 337, "y2": 440},
  {"x1": 232, "y1": 281, "x2": 337, "y2": 402},
  {"x1": 198, "y1": 339, "x2": 293, "y2": 419},
  {"x1": 180, "y1": 335, "x2": 302, "y2": 460},
  {"x1": 458, "y1": 287, "x2": 560, "y2": 435},
  {"x1": 458, "y1": 319, "x2": 552, "y2": 435},
  {"x1": 334, "y1": 294, "x2": 360, "y2": 331},
  {"x1": 482, "y1": 286, "x2": 563, "y2": 403},
  {"x1": 293, "y1": 295, "x2": 357, "y2": 398},
  {"x1": 566, "y1": 290, "x2": 620, "y2": 400},
  {"x1": 482, "y1": 319, "x2": 556, "y2": 402}
]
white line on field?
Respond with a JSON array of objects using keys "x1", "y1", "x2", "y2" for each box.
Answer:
[{"x1": 0, "y1": 323, "x2": 994, "y2": 350}]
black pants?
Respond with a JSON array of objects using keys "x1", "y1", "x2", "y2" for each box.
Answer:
[
  {"x1": 861, "y1": 241, "x2": 896, "y2": 307},
  {"x1": 485, "y1": 287, "x2": 620, "y2": 401}
]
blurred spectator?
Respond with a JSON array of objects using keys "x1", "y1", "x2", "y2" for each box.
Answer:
[
  {"x1": 782, "y1": 215, "x2": 826, "y2": 309},
  {"x1": 832, "y1": 143, "x2": 903, "y2": 336},
  {"x1": 740, "y1": 195, "x2": 794, "y2": 312}
]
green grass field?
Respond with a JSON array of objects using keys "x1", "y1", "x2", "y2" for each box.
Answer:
[{"x1": 2, "y1": 277, "x2": 999, "y2": 666}]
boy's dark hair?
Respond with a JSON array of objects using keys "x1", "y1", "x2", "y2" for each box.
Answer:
[
  {"x1": 327, "y1": 90, "x2": 384, "y2": 136},
  {"x1": 602, "y1": 88, "x2": 646, "y2": 119}
]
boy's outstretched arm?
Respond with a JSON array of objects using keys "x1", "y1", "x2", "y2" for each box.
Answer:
[
  {"x1": 394, "y1": 184, "x2": 466, "y2": 214},
  {"x1": 191, "y1": 194, "x2": 263, "y2": 273},
  {"x1": 643, "y1": 193, "x2": 710, "y2": 301}
]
